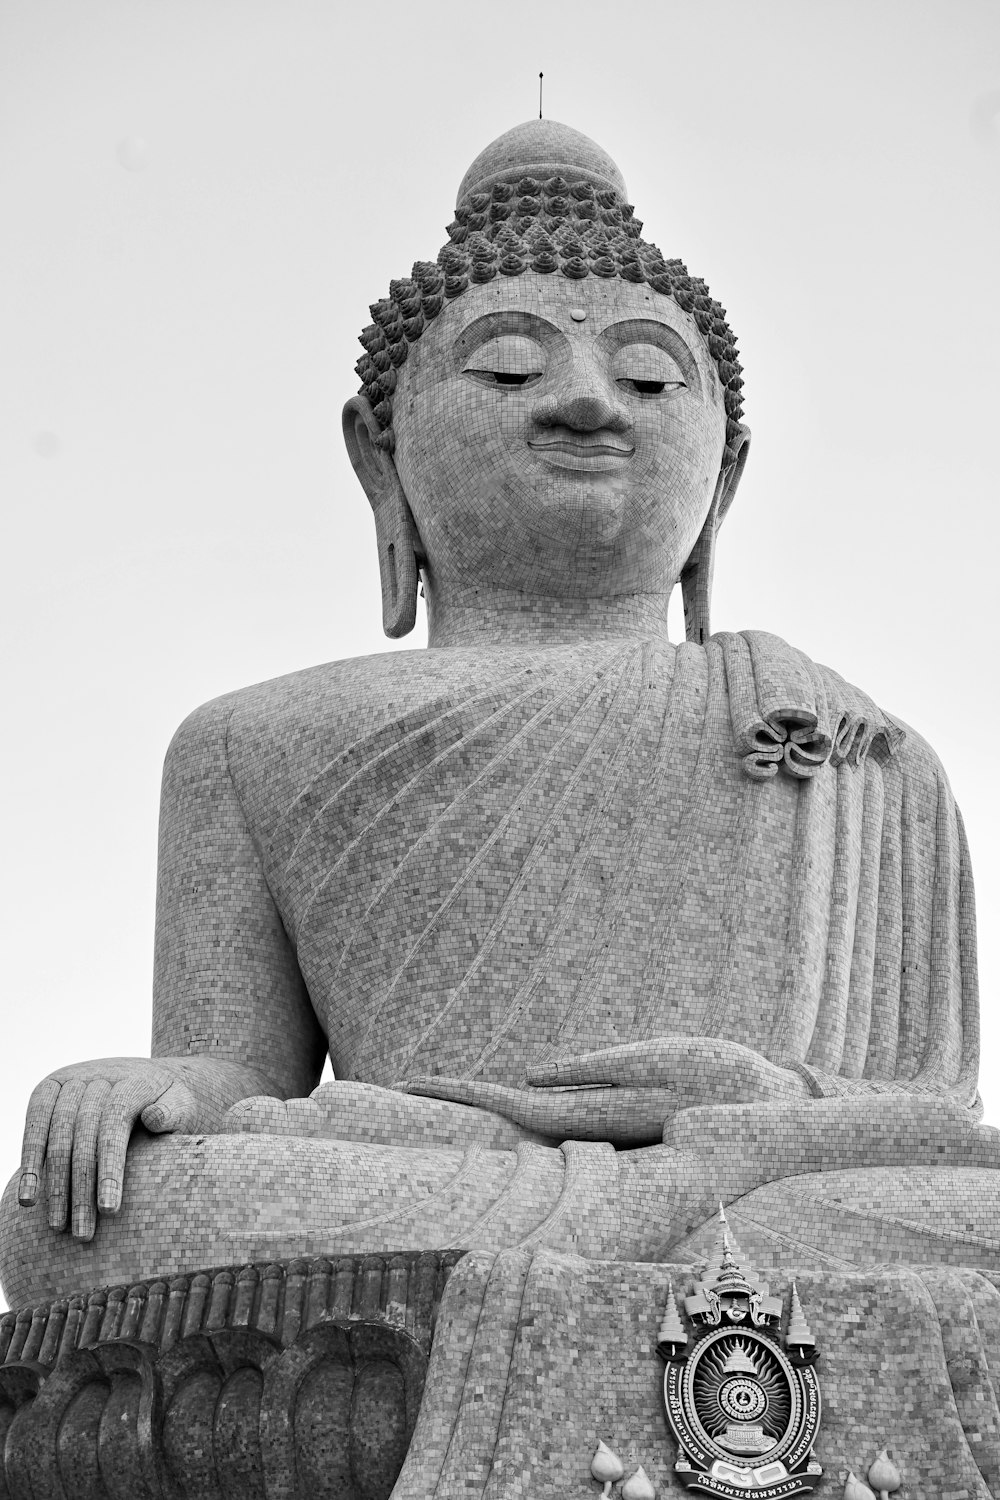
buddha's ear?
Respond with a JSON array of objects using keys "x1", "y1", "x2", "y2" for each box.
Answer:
[
  {"x1": 681, "y1": 424, "x2": 750, "y2": 646},
  {"x1": 716, "y1": 423, "x2": 751, "y2": 526},
  {"x1": 342, "y1": 395, "x2": 420, "y2": 639}
]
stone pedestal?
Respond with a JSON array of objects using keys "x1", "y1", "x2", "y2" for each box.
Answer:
[{"x1": 2, "y1": 1249, "x2": 998, "y2": 1497}]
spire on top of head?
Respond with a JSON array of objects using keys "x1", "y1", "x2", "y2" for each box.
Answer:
[{"x1": 456, "y1": 119, "x2": 628, "y2": 209}]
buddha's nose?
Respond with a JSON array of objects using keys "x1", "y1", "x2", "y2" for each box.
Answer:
[{"x1": 533, "y1": 368, "x2": 630, "y2": 434}]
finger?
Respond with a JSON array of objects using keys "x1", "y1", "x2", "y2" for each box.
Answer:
[
  {"x1": 581, "y1": 1086, "x2": 676, "y2": 1143},
  {"x1": 464, "y1": 1084, "x2": 674, "y2": 1143},
  {"x1": 97, "y1": 1079, "x2": 161, "y2": 1215},
  {"x1": 404, "y1": 1076, "x2": 672, "y2": 1144},
  {"x1": 404, "y1": 1077, "x2": 527, "y2": 1113},
  {"x1": 45, "y1": 1080, "x2": 88, "y2": 1231},
  {"x1": 19, "y1": 1078, "x2": 62, "y2": 1205},
  {"x1": 405, "y1": 1077, "x2": 564, "y2": 1132},
  {"x1": 70, "y1": 1079, "x2": 113, "y2": 1240},
  {"x1": 221, "y1": 1096, "x2": 290, "y2": 1136},
  {"x1": 723, "y1": 1054, "x2": 809, "y2": 1102},
  {"x1": 527, "y1": 1040, "x2": 676, "y2": 1089},
  {"x1": 140, "y1": 1079, "x2": 198, "y2": 1134}
]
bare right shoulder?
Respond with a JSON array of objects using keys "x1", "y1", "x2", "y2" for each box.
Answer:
[
  {"x1": 163, "y1": 646, "x2": 489, "y2": 839},
  {"x1": 165, "y1": 638, "x2": 616, "y2": 838},
  {"x1": 165, "y1": 647, "x2": 431, "y2": 764}
]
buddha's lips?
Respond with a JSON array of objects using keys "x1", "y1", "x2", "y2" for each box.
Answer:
[{"x1": 528, "y1": 437, "x2": 634, "y2": 464}]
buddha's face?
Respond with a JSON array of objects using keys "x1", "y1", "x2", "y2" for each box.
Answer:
[{"x1": 391, "y1": 273, "x2": 728, "y2": 598}]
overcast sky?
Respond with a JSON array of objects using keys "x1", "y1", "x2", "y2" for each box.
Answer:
[{"x1": 2, "y1": 0, "x2": 1000, "y2": 1299}]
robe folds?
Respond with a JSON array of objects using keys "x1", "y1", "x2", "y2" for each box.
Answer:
[
  {"x1": 215, "y1": 631, "x2": 979, "y2": 1112},
  {"x1": 0, "y1": 632, "x2": 987, "y2": 1309}
]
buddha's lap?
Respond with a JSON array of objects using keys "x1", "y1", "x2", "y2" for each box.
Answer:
[
  {"x1": 0, "y1": 1131, "x2": 563, "y2": 1305},
  {"x1": 673, "y1": 1165, "x2": 1000, "y2": 1274},
  {"x1": 2, "y1": 1130, "x2": 1000, "y2": 1307}
]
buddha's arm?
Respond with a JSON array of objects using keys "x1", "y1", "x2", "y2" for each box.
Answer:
[
  {"x1": 151, "y1": 694, "x2": 325, "y2": 1096},
  {"x1": 18, "y1": 695, "x2": 326, "y2": 1241},
  {"x1": 401, "y1": 1031, "x2": 981, "y2": 1146},
  {"x1": 524, "y1": 1039, "x2": 981, "y2": 1109}
]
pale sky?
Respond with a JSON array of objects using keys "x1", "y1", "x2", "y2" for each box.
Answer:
[{"x1": 2, "y1": 0, "x2": 1000, "y2": 1302}]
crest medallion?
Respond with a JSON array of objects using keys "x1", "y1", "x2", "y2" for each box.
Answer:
[{"x1": 658, "y1": 1209, "x2": 822, "y2": 1498}]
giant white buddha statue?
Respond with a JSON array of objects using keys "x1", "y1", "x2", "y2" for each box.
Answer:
[{"x1": 2, "y1": 120, "x2": 996, "y2": 1309}]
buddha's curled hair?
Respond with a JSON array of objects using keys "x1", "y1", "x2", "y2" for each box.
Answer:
[{"x1": 356, "y1": 176, "x2": 745, "y2": 465}]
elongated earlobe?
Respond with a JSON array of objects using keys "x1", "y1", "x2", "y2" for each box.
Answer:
[
  {"x1": 372, "y1": 489, "x2": 420, "y2": 638},
  {"x1": 680, "y1": 504, "x2": 717, "y2": 646},
  {"x1": 681, "y1": 426, "x2": 750, "y2": 645},
  {"x1": 342, "y1": 397, "x2": 420, "y2": 638}
]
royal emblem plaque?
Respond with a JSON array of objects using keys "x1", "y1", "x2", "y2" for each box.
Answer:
[{"x1": 658, "y1": 1210, "x2": 822, "y2": 1498}]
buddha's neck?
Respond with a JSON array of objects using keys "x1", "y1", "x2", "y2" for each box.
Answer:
[{"x1": 424, "y1": 583, "x2": 672, "y2": 649}]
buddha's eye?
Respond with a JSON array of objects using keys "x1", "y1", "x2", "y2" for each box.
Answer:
[
  {"x1": 611, "y1": 343, "x2": 685, "y2": 397},
  {"x1": 462, "y1": 334, "x2": 545, "y2": 389}
]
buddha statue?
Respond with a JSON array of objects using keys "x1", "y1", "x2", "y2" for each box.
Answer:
[{"x1": 2, "y1": 119, "x2": 997, "y2": 1311}]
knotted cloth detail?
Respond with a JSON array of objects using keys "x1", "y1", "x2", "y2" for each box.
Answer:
[{"x1": 718, "y1": 631, "x2": 905, "y2": 781}]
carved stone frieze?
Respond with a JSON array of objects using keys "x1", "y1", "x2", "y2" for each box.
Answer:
[{"x1": 0, "y1": 1250, "x2": 460, "y2": 1499}]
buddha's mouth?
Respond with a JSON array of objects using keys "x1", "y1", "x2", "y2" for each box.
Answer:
[{"x1": 528, "y1": 436, "x2": 635, "y2": 470}]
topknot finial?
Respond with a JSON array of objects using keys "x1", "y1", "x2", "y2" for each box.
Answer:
[{"x1": 456, "y1": 119, "x2": 627, "y2": 208}]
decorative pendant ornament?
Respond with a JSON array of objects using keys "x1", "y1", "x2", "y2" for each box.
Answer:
[
  {"x1": 843, "y1": 1451, "x2": 901, "y2": 1500},
  {"x1": 866, "y1": 1449, "x2": 901, "y2": 1500},
  {"x1": 621, "y1": 1466, "x2": 656, "y2": 1499},
  {"x1": 590, "y1": 1443, "x2": 656, "y2": 1499},
  {"x1": 591, "y1": 1441, "x2": 626, "y2": 1496},
  {"x1": 658, "y1": 1208, "x2": 823, "y2": 1498}
]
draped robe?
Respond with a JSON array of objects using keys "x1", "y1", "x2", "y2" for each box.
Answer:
[
  {"x1": 210, "y1": 632, "x2": 979, "y2": 1113},
  {"x1": 2, "y1": 630, "x2": 987, "y2": 1309}
]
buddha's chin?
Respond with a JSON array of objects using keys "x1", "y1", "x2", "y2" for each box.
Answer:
[{"x1": 536, "y1": 480, "x2": 629, "y2": 540}]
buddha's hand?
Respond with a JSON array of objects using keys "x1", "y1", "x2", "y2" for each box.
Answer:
[
  {"x1": 406, "y1": 1039, "x2": 807, "y2": 1146},
  {"x1": 17, "y1": 1055, "x2": 273, "y2": 1241},
  {"x1": 401, "y1": 1075, "x2": 676, "y2": 1145},
  {"x1": 527, "y1": 1036, "x2": 811, "y2": 1110}
]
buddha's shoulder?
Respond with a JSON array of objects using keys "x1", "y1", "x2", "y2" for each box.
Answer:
[
  {"x1": 178, "y1": 643, "x2": 619, "y2": 727},
  {"x1": 163, "y1": 635, "x2": 951, "y2": 801},
  {"x1": 853, "y1": 705, "x2": 951, "y2": 792},
  {"x1": 166, "y1": 650, "x2": 460, "y2": 755},
  {"x1": 163, "y1": 640, "x2": 646, "y2": 780},
  {"x1": 701, "y1": 630, "x2": 953, "y2": 798},
  {"x1": 758, "y1": 627, "x2": 953, "y2": 786},
  {"x1": 802, "y1": 657, "x2": 947, "y2": 786}
]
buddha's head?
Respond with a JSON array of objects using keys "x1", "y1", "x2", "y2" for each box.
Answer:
[{"x1": 343, "y1": 120, "x2": 749, "y2": 645}]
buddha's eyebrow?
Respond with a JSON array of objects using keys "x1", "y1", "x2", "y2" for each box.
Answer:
[
  {"x1": 597, "y1": 318, "x2": 703, "y2": 395},
  {"x1": 452, "y1": 311, "x2": 557, "y2": 369}
]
